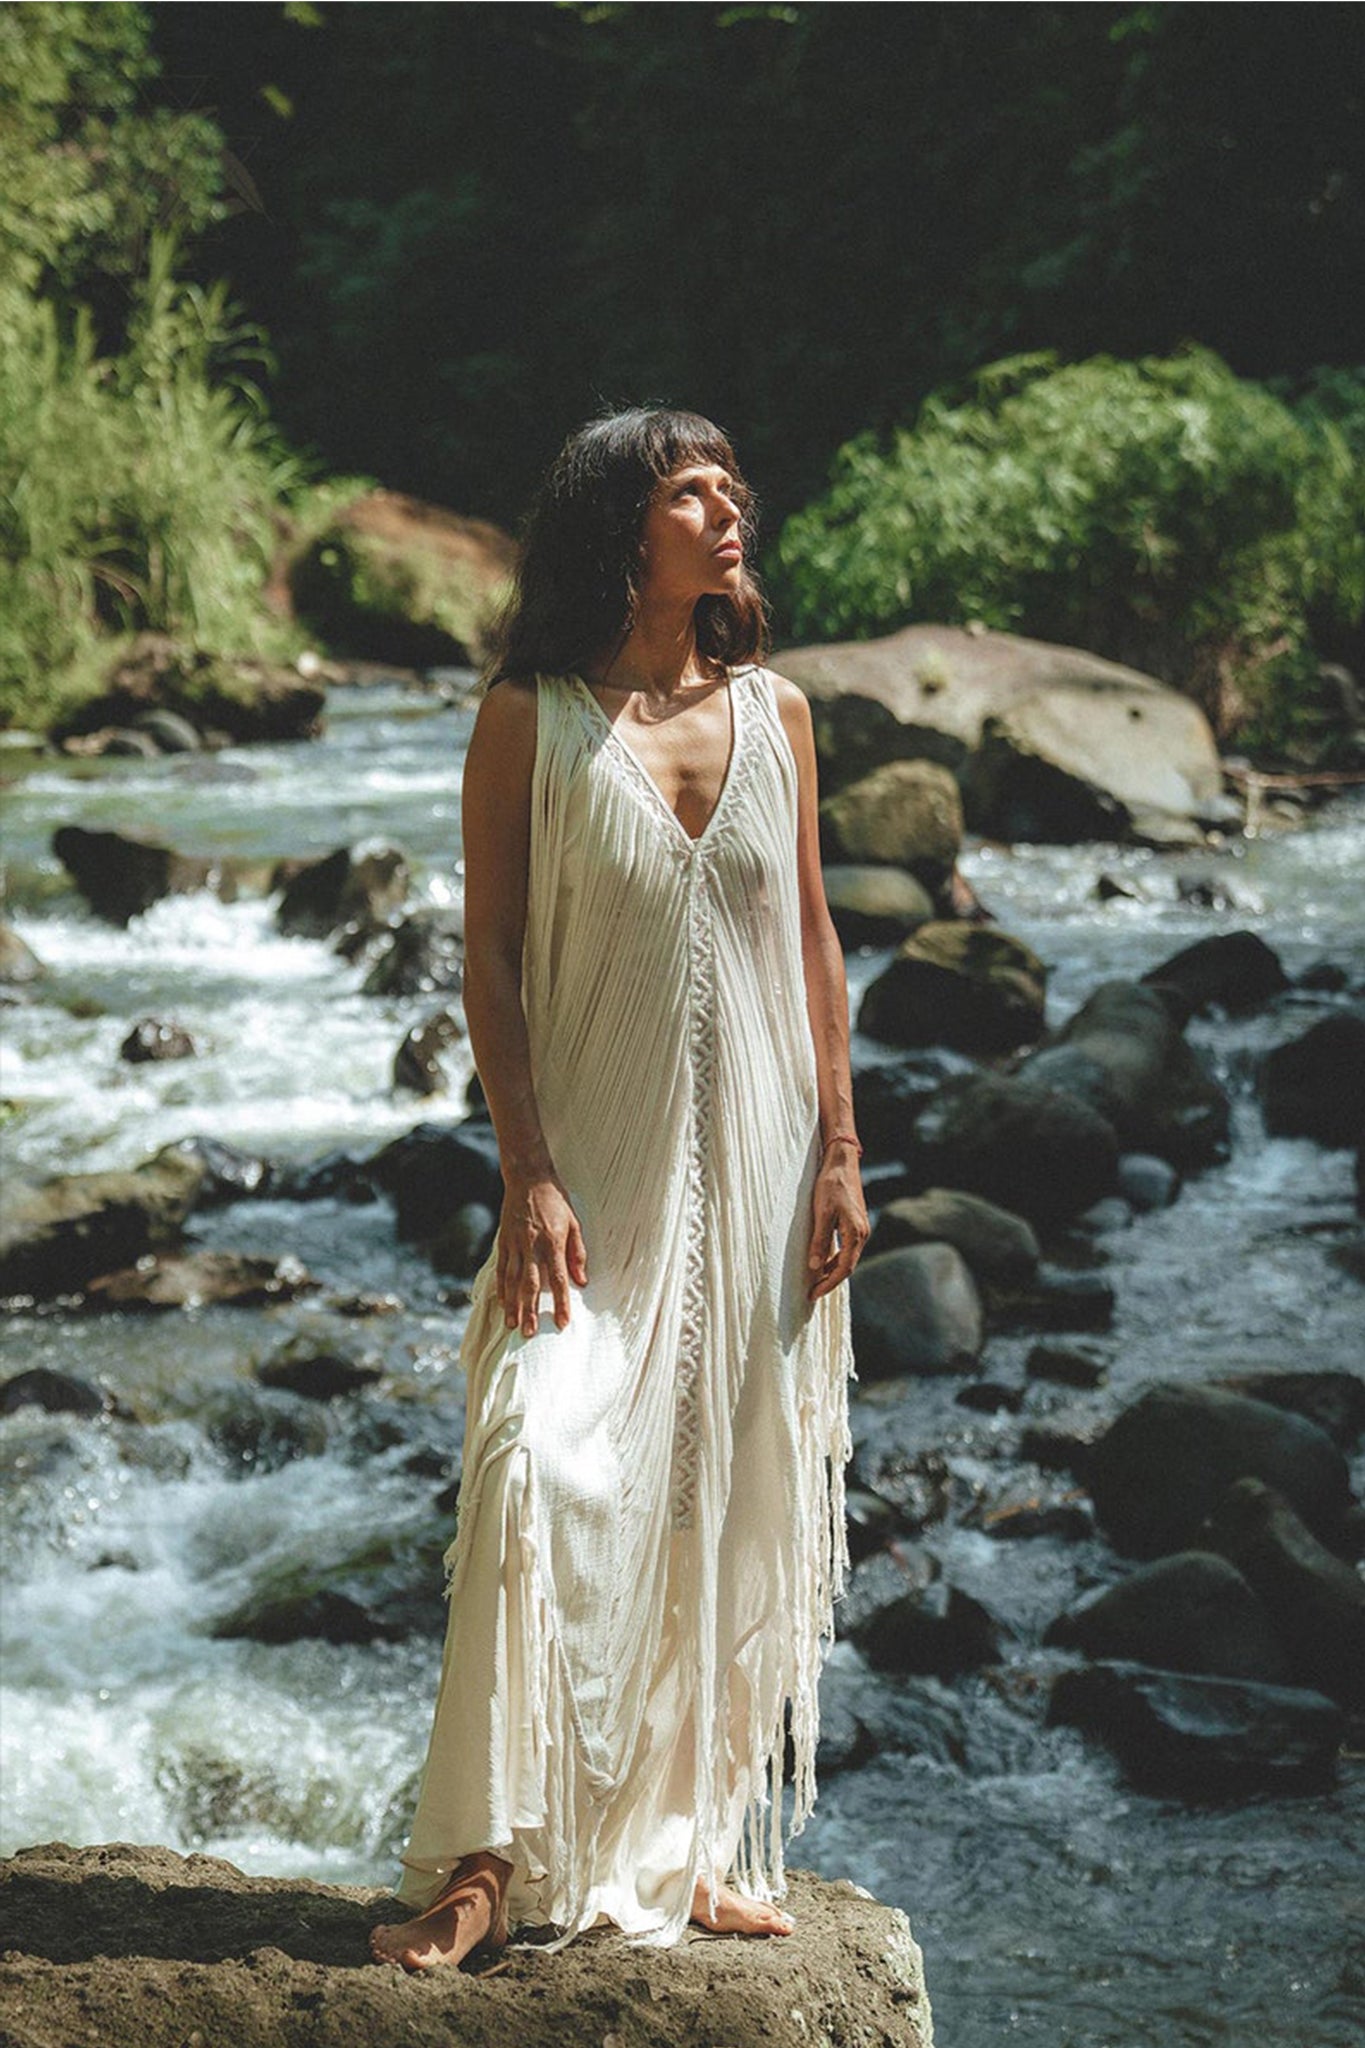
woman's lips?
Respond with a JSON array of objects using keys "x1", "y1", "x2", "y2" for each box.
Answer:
[{"x1": 713, "y1": 542, "x2": 742, "y2": 562}]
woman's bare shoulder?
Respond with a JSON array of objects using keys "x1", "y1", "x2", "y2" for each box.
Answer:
[{"x1": 764, "y1": 668, "x2": 816, "y2": 745}]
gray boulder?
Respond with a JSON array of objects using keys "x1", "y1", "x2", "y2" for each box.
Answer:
[
  {"x1": 818, "y1": 757, "x2": 963, "y2": 891},
  {"x1": 849, "y1": 1244, "x2": 984, "y2": 1378},
  {"x1": 1086, "y1": 1383, "x2": 1351, "y2": 1560},
  {"x1": 1044, "y1": 1550, "x2": 1291, "y2": 1684},
  {"x1": 1200, "y1": 1478, "x2": 1365, "y2": 1708},
  {"x1": 860, "y1": 922, "x2": 1046, "y2": 1055},
  {"x1": 1258, "y1": 1010, "x2": 1365, "y2": 1146},
  {"x1": 821, "y1": 864, "x2": 935, "y2": 947},
  {"x1": 913, "y1": 1071, "x2": 1120, "y2": 1228},
  {"x1": 276, "y1": 841, "x2": 410, "y2": 941},
  {"x1": 1142, "y1": 930, "x2": 1289, "y2": 1020},
  {"x1": 0, "y1": 1146, "x2": 205, "y2": 1299},
  {"x1": 868, "y1": 1186, "x2": 1039, "y2": 1287}
]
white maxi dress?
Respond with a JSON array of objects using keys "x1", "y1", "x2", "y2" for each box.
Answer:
[{"x1": 393, "y1": 662, "x2": 855, "y2": 1947}]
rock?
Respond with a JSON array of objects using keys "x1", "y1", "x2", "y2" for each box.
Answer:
[
  {"x1": 867, "y1": 1187, "x2": 1040, "y2": 1287},
  {"x1": 393, "y1": 1009, "x2": 466, "y2": 1094},
  {"x1": 368, "y1": 1117, "x2": 504, "y2": 1241},
  {"x1": 1075, "y1": 1195, "x2": 1132, "y2": 1234},
  {"x1": 1044, "y1": 1551, "x2": 1291, "y2": 1683},
  {"x1": 839, "y1": 1550, "x2": 1002, "y2": 1675},
  {"x1": 779, "y1": 623, "x2": 1228, "y2": 846},
  {"x1": 119, "y1": 1017, "x2": 197, "y2": 1063},
  {"x1": 58, "y1": 723, "x2": 161, "y2": 758},
  {"x1": 1025, "y1": 1343, "x2": 1108, "y2": 1389},
  {"x1": 48, "y1": 634, "x2": 325, "y2": 746},
  {"x1": 1208, "y1": 1370, "x2": 1365, "y2": 1451},
  {"x1": 363, "y1": 909, "x2": 465, "y2": 997},
  {"x1": 821, "y1": 864, "x2": 935, "y2": 947},
  {"x1": 165, "y1": 1136, "x2": 274, "y2": 1207},
  {"x1": 0, "y1": 1843, "x2": 935, "y2": 2048},
  {"x1": 1199, "y1": 1478, "x2": 1365, "y2": 1708},
  {"x1": 1117, "y1": 1153, "x2": 1181, "y2": 1210},
  {"x1": 212, "y1": 1526, "x2": 449, "y2": 1644},
  {"x1": 851, "y1": 1047, "x2": 977, "y2": 1164},
  {"x1": 270, "y1": 1149, "x2": 380, "y2": 1205},
  {"x1": 1086, "y1": 1383, "x2": 1351, "y2": 1560},
  {"x1": 913, "y1": 1072, "x2": 1120, "y2": 1228},
  {"x1": 0, "y1": 1368, "x2": 107, "y2": 1419},
  {"x1": 954, "y1": 1379, "x2": 1027, "y2": 1415},
  {"x1": 990, "y1": 1267, "x2": 1116, "y2": 1332},
  {"x1": 842, "y1": 1486, "x2": 906, "y2": 1561},
  {"x1": 0, "y1": 922, "x2": 46, "y2": 985},
  {"x1": 859, "y1": 922, "x2": 1046, "y2": 1055},
  {"x1": 1016, "y1": 981, "x2": 1231, "y2": 1170},
  {"x1": 255, "y1": 1338, "x2": 383, "y2": 1401},
  {"x1": 82, "y1": 1251, "x2": 316, "y2": 1312},
  {"x1": 1095, "y1": 872, "x2": 1140, "y2": 903},
  {"x1": 1175, "y1": 871, "x2": 1241, "y2": 911},
  {"x1": 1142, "y1": 930, "x2": 1290, "y2": 1021},
  {"x1": 425, "y1": 1202, "x2": 499, "y2": 1277},
  {"x1": 974, "y1": 1492, "x2": 1094, "y2": 1541},
  {"x1": 1047, "y1": 1660, "x2": 1345, "y2": 1793},
  {"x1": 849, "y1": 1244, "x2": 984, "y2": 1377},
  {"x1": 849, "y1": 1422, "x2": 953, "y2": 1531},
  {"x1": 133, "y1": 707, "x2": 203, "y2": 752},
  {"x1": 203, "y1": 1385, "x2": 332, "y2": 1473},
  {"x1": 1297, "y1": 959, "x2": 1350, "y2": 994},
  {"x1": 51, "y1": 825, "x2": 263, "y2": 927},
  {"x1": 275, "y1": 842, "x2": 410, "y2": 941},
  {"x1": 288, "y1": 489, "x2": 517, "y2": 666},
  {"x1": 1019, "y1": 1415, "x2": 1107, "y2": 1478},
  {"x1": 0, "y1": 1145, "x2": 205, "y2": 1299},
  {"x1": 1258, "y1": 1011, "x2": 1365, "y2": 1146},
  {"x1": 818, "y1": 758, "x2": 963, "y2": 892}
]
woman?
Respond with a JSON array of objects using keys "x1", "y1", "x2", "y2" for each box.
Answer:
[{"x1": 370, "y1": 406, "x2": 868, "y2": 1971}]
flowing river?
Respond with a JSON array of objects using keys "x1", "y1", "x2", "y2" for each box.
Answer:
[{"x1": 2, "y1": 680, "x2": 1362, "y2": 2047}]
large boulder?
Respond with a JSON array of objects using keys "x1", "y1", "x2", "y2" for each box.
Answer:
[
  {"x1": 859, "y1": 923, "x2": 1046, "y2": 1055},
  {"x1": 867, "y1": 1187, "x2": 1039, "y2": 1288},
  {"x1": 1141, "y1": 931, "x2": 1289, "y2": 1020},
  {"x1": 821, "y1": 864, "x2": 935, "y2": 947},
  {"x1": 367, "y1": 1117, "x2": 504, "y2": 1240},
  {"x1": 287, "y1": 489, "x2": 517, "y2": 666},
  {"x1": 1047, "y1": 1660, "x2": 1345, "y2": 1794},
  {"x1": 849, "y1": 1244, "x2": 984, "y2": 1378},
  {"x1": 1017, "y1": 980, "x2": 1231, "y2": 1169},
  {"x1": 81, "y1": 1251, "x2": 315, "y2": 1312},
  {"x1": 47, "y1": 634, "x2": 325, "y2": 747},
  {"x1": 778, "y1": 623, "x2": 1229, "y2": 844},
  {"x1": 817, "y1": 758, "x2": 963, "y2": 892},
  {"x1": 275, "y1": 842, "x2": 410, "y2": 941},
  {"x1": 51, "y1": 826, "x2": 270, "y2": 927},
  {"x1": 912, "y1": 1072, "x2": 1120, "y2": 1228},
  {"x1": 1258, "y1": 1011, "x2": 1365, "y2": 1146},
  {"x1": 1086, "y1": 1383, "x2": 1351, "y2": 1560},
  {"x1": 0, "y1": 1146, "x2": 205, "y2": 1299},
  {"x1": 0, "y1": 1844, "x2": 936, "y2": 2048},
  {"x1": 1044, "y1": 1551, "x2": 1291, "y2": 1684},
  {"x1": 1200, "y1": 1478, "x2": 1365, "y2": 1709}
]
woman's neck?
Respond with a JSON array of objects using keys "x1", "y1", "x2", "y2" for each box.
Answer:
[{"x1": 587, "y1": 605, "x2": 718, "y2": 703}]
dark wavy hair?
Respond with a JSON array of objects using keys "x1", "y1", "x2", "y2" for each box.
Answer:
[{"x1": 483, "y1": 406, "x2": 769, "y2": 688}]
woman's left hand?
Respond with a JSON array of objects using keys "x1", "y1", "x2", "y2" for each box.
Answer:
[{"x1": 806, "y1": 1146, "x2": 870, "y2": 1301}]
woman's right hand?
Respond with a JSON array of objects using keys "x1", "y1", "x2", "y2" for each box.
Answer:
[{"x1": 495, "y1": 1172, "x2": 589, "y2": 1337}]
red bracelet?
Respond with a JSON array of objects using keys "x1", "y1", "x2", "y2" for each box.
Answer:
[{"x1": 822, "y1": 1131, "x2": 863, "y2": 1157}]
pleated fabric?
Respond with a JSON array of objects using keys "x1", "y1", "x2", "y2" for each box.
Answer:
[{"x1": 393, "y1": 663, "x2": 855, "y2": 1948}]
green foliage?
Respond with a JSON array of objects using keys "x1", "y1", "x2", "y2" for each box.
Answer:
[{"x1": 773, "y1": 350, "x2": 1365, "y2": 745}]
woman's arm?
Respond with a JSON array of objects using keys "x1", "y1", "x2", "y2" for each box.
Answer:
[
  {"x1": 772, "y1": 673, "x2": 870, "y2": 1301},
  {"x1": 460, "y1": 680, "x2": 587, "y2": 1334}
]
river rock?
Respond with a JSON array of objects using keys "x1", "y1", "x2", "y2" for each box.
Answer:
[
  {"x1": 0, "y1": 1145, "x2": 205, "y2": 1299},
  {"x1": 1047, "y1": 1660, "x2": 1345, "y2": 1793},
  {"x1": 1142, "y1": 930, "x2": 1290, "y2": 1021},
  {"x1": 59, "y1": 723, "x2": 161, "y2": 758},
  {"x1": 912, "y1": 1072, "x2": 1120, "y2": 1228},
  {"x1": 0, "y1": 921, "x2": 45, "y2": 985},
  {"x1": 1044, "y1": 1551, "x2": 1291, "y2": 1684},
  {"x1": 368, "y1": 1117, "x2": 504, "y2": 1240},
  {"x1": 849, "y1": 1419, "x2": 953, "y2": 1532},
  {"x1": 288, "y1": 488, "x2": 517, "y2": 666},
  {"x1": 1016, "y1": 981, "x2": 1231, "y2": 1170},
  {"x1": 425, "y1": 1201, "x2": 499, "y2": 1277},
  {"x1": 1199, "y1": 1477, "x2": 1365, "y2": 1708},
  {"x1": 867, "y1": 1187, "x2": 1039, "y2": 1287},
  {"x1": 119, "y1": 1017, "x2": 197, "y2": 1063},
  {"x1": 203, "y1": 1384, "x2": 332, "y2": 1473},
  {"x1": 821, "y1": 864, "x2": 935, "y2": 946},
  {"x1": 849, "y1": 1244, "x2": 984, "y2": 1377},
  {"x1": 779, "y1": 623, "x2": 1228, "y2": 846},
  {"x1": 166, "y1": 1135, "x2": 274, "y2": 1206},
  {"x1": 851, "y1": 1047, "x2": 977, "y2": 1164},
  {"x1": 0, "y1": 1842, "x2": 935, "y2": 2048},
  {"x1": 212, "y1": 1526, "x2": 449, "y2": 1644},
  {"x1": 840, "y1": 1551, "x2": 1002, "y2": 1676},
  {"x1": 1117, "y1": 1153, "x2": 1181, "y2": 1210},
  {"x1": 0, "y1": 1368, "x2": 107, "y2": 1419},
  {"x1": 989, "y1": 1267, "x2": 1116, "y2": 1332},
  {"x1": 1208, "y1": 1369, "x2": 1365, "y2": 1451},
  {"x1": 275, "y1": 842, "x2": 410, "y2": 940},
  {"x1": 392, "y1": 1009, "x2": 466, "y2": 1094},
  {"x1": 256, "y1": 1338, "x2": 384, "y2": 1401},
  {"x1": 1025, "y1": 1342, "x2": 1108, "y2": 1388},
  {"x1": 363, "y1": 909, "x2": 465, "y2": 996},
  {"x1": 133, "y1": 706, "x2": 203, "y2": 752},
  {"x1": 818, "y1": 758, "x2": 963, "y2": 891},
  {"x1": 51, "y1": 825, "x2": 263, "y2": 927},
  {"x1": 1258, "y1": 1010, "x2": 1365, "y2": 1145},
  {"x1": 82, "y1": 1251, "x2": 315, "y2": 1312},
  {"x1": 1086, "y1": 1383, "x2": 1351, "y2": 1560},
  {"x1": 48, "y1": 635, "x2": 325, "y2": 746},
  {"x1": 859, "y1": 923, "x2": 1046, "y2": 1055}
]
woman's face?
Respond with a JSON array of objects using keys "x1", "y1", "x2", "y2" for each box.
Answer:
[{"x1": 636, "y1": 461, "x2": 745, "y2": 608}]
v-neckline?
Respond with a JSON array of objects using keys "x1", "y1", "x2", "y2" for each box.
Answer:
[{"x1": 570, "y1": 669, "x2": 744, "y2": 855}]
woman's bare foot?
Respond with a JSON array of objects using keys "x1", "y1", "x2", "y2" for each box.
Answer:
[
  {"x1": 369, "y1": 1852, "x2": 511, "y2": 1971},
  {"x1": 690, "y1": 1877, "x2": 795, "y2": 1936}
]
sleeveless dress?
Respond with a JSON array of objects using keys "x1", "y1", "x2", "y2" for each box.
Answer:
[{"x1": 392, "y1": 663, "x2": 855, "y2": 1948}]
